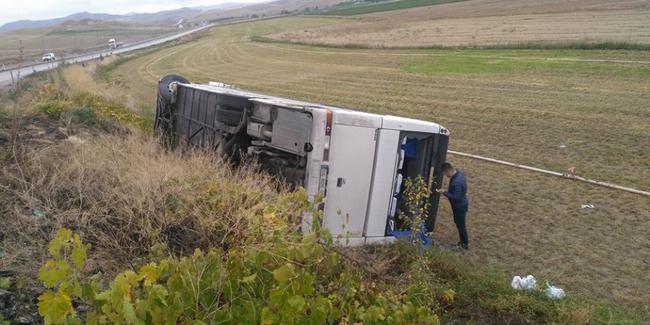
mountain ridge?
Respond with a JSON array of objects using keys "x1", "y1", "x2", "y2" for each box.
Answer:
[{"x1": 0, "y1": 4, "x2": 247, "y2": 32}]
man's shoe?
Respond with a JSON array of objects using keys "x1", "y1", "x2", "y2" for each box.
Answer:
[{"x1": 457, "y1": 243, "x2": 469, "y2": 250}]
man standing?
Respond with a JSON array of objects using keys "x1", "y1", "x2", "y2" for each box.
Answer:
[{"x1": 436, "y1": 162, "x2": 469, "y2": 249}]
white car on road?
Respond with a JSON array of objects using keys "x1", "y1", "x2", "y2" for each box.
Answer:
[{"x1": 42, "y1": 53, "x2": 56, "y2": 62}]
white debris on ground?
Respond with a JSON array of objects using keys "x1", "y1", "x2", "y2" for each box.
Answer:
[
  {"x1": 545, "y1": 283, "x2": 566, "y2": 300},
  {"x1": 581, "y1": 204, "x2": 595, "y2": 209},
  {"x1": 511, "y1": 275, "x2": 537, "y2": 290},
  {"x1": 512, "y1": 275, "x2": 567, "y2": 300}
]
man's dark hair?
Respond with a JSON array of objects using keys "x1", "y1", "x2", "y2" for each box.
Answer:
[{"x1": 441, "y1": 162, "x2": 454, "y2": 172}]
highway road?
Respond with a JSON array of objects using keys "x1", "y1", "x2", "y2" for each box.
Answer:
[{"x1": 0, "y1": 24, "x2": 214, "y2": 87}]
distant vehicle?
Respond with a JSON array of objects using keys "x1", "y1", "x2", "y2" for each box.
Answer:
[
  {"x1": 108, "y1": 38, "x2": 123, "y2": 49},
  {"x1": 42, "y1": 53, "x2": 56, "y2": 62},
  {"x1": 155, "y1": 75, "x2": 450, "y2": 245}
]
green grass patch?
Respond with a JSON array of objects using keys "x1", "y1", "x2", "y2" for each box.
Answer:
[
  {"x1": 406, "y1": 55, "x2": 537, "y2": 74},
  {"x1": 316, "y1": 0, "x2": 466, "y2": 16},
  {"x1": 481, "y1": 41, "x2": 650, "y2": 51},
  {"x1": 405, "y1": 53, "x2": 650, "y2": 78}
]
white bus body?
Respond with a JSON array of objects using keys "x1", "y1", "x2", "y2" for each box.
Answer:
[{"x1": 155, "y1": 75, "x2": 450, "y2": 245}]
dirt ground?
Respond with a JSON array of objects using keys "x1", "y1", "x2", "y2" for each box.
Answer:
[{"x1": 269, "y1": 0, "x2": 650, "y2": 47}]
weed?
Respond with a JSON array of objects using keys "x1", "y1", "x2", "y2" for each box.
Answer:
[{"x1": 60, "y1": 107, "x2": 95, "y2": 126}]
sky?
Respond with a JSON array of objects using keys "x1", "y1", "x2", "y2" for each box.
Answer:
[{"x1": 0, "y1": 0, "x2": 263, "y2": 25}]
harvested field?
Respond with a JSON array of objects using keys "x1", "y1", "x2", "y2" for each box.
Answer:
[
  {"x1": 270, "y1": 0, "x2": 650, "y2": 47},
  {"x1": 66, "y1": 17, "x2": 650, "y2": 315}
]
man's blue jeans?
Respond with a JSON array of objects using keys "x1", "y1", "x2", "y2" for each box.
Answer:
[{"x1": 452, "y1": 204, "x2": 469, "y2": 245}]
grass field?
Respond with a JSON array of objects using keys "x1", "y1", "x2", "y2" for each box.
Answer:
[
  {"x1": 316, "y1": 0, "x2": 466, "y2": 16},
  {"x1": 0, "y1": 24, "x2": 175, "y2": 66},
  {"x1": 62, "y1": 17, "x2": 650, "y2": 316},
  {"x1": 272, "y1": 0, "x2": 650, "y2": 47}
]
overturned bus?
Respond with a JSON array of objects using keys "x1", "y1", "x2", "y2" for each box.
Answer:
[{"x1": 154, "y1": 75, "x2": 449, "y2": 245}]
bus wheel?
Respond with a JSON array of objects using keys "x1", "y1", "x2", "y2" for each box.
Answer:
[{"x1": 158, "y1": 74, "x2": 189, "y2": 102}]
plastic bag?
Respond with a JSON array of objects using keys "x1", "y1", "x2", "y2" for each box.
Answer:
[
  {"x1": 511, "y1": 275, "x2": 537, "y2": 290},
  {"x1": 545, "y1": 283, "x2": 566, "y2": 300}
]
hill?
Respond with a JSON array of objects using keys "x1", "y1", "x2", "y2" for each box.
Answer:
[
  {"x1": 194, "y1": 0, "x2": 347, "y2": 22},
  {"x1": 0, "y1": 0, "x2": 348, "y2": 33},
  {"x1": 0, "y1": 8, "x2": 202, "y2": 32},
  {"x1": 0, "y1": 12, "x2": 127, "y2": 32},
  {"x1": 267, "y1": 0, "x2": 650, "y2": 47},
  {"x1": 0, "y1": 3, "x2": 215, "y2": 32}
]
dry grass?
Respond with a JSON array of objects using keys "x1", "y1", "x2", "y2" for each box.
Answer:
[
  {"x1": 271, "y1": 0, "x2": 650, "y2": 47},
  {"x1": 60, "y1": 56, "x2": 145, "y2": 115},
  {"x1": 0, "y1": 128, "x2": 282, "y2": 278},
  {"x1": 71, "y1": 17, "x2": 650, "y2": 314}
]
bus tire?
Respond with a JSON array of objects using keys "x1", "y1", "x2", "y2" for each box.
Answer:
[{"x1": 158, "y1": 74, "x2": 189, "y2": 102}]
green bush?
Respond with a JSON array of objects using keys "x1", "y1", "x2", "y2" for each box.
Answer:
[
  {"x1": 37, "y1": 193, "x2": 443, "y2": 324},
  {"x1": 35, "y1": 99, "x2": 75, "y2": 119},
  {"x1": 35, "y1": 188, "x2": 645, "y2": 324},
  {"x1": 60, "y1": 107, "x2": 96, "y2": 126}
]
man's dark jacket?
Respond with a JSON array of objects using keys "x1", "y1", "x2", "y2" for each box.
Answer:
[{"x1": 443, "y1": 170, "x2": 468, "y2": 208}]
